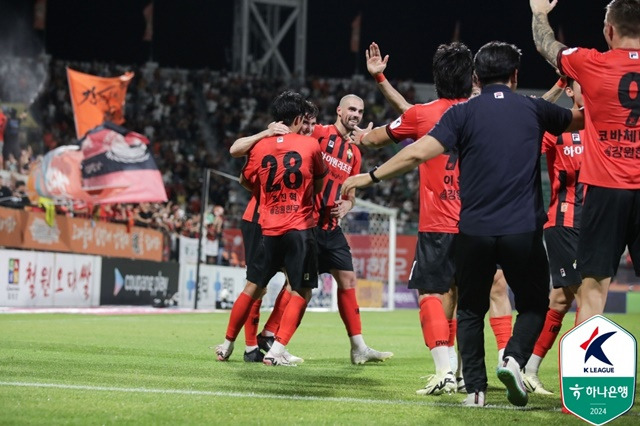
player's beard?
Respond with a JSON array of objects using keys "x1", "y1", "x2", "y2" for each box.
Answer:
[{"x1": 341, "y1": 115, "x2": 361, "y2": 133}]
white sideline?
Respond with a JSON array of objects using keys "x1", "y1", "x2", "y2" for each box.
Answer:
[{"x1": 0, "y1": 381, "x2": 548, "y2": 411}]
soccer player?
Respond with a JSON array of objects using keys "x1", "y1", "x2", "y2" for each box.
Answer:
[
  {"x1": 310, "y1": 94, "x2": 394, "y2": 365},
  {"x1": 361, "y1": 42, "x2": 513, "y2": 394},
  {"x1": 225, "y1": 102, "x2": 319, "y2": 363},
  {"x1": 231, "y1": 95, "x2": 393, "y2": 365},
  {"x1": 216, "y1": 91, "x2": 327, "y2": 366},
  {"x1": 522, "y1": 77, "x2": 586, "y2": 394},
  {"x1": 342, "y1": 41, "x2": 584, "y2": 407},
  {"x1": 530, "y1": 0, "x2": 640, "y2": 324}
]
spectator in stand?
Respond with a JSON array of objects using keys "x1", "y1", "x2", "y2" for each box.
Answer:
[
  {"x1": 0, "y1": 175, "x2": 13, "y2": 203},
  {"x1": 134, "y1": 202, "x2": 154, "y2": 227},
  {"x1": 13, "y1": 180, "x2": 30, "y2": 207},
  {"x1": 0, "y1": 108, "x2": 6, "y2": 168}
]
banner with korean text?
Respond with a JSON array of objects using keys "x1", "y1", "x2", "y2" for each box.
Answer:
[
  {"x1": 0, "y1": 207, "x2": 163, "y2": 261},
  {"x1": 0, "y1": 249, "x2": 100, "y2": 307}
]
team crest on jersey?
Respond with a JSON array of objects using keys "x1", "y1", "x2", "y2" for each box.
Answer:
[
  {"x1": 390, "y1": 116, "x2": 402, "y2": 129},
  {"x1": 630, "y1": 52, "x2": 639, "y2": 60},
  {"x1": 572, "y1": 133, "x2": 581, "y2": 142},
  {"x1": 494, "y1": 92, "x2": 504, "y2": 99},
  {"x1": 347, "y1": 147, "x2": 353, "y2": 161},
  {"x1": 328, "y1": 140, "x2": 335, "y2": 148},
  {"x1": 277, "y1": 136, "x2": 284, "y2": 143}
]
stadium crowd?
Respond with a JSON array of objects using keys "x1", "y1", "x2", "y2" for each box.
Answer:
[{"x1": 0, "y1": 55, "x2": 423, "y2": 249}]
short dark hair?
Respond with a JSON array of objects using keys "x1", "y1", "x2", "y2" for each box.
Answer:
[
  {"x1": 304, "y1": 100, "x2": 319, "y2": 119},
  {"x1": 474, "y1": 41, "x2": 522, "y2": 86},
  {"x1": 270, "y1": 91, "x2": 305, "y2": 125},
  {"x1": 607, "y1": 0, "x2": 640, "y2": 38},
  {"x1": 433, "y1": 42, "x2": 474, "y2": 99}
]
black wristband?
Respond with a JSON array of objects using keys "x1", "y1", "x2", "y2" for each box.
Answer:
[{"x1": 369, "y1": 166, "x2": 381, "y2": 183}]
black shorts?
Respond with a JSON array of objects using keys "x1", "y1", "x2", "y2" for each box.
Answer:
[
  {"x1": 544, "y1": 226, "x2": 581, "y2": 288},
  {"x1": 256, "y1": 229, "x2": 318, "y2": 291},
  {"x1": 577, "y1": 185, "x2": 640, "y2": 278},
  {"x1": 316, "y1": 226, "x2": 354, "y2": 274},
  {"x1": 408, "y1": 232, "x2": 456, "y2": 293},
  {"x1": 241, "y1": 220, "x2": 268, "y2": 284}
]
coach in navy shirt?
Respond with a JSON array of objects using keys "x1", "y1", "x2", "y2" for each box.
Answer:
[{"x1": 342, "y1": 41, "x2": 584, "y2": 407}]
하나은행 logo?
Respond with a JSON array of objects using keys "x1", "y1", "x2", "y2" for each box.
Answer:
[{"x1": 559, "y1": 315, "x2": 636, "y2": 425}]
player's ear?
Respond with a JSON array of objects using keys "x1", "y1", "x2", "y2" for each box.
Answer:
[{"x1": 564, "y1": 85, "x2": 574, "y2": 98}]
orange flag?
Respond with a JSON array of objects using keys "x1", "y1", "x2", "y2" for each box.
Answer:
[{"x1": 67, "y1": 68, "x2": 134, "y2": 139}]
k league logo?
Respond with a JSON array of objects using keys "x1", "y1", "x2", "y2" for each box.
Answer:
[
  {"x1": 581, "y1": 327, "x2": 615, "y2": 372},
  {"x1": 559, "y1": 315, "x2": 636, "y2": 425}
]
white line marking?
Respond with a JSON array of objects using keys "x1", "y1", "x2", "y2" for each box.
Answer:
[{"x1": 0, "y1": 381, "x2": 542, "y2": 411}]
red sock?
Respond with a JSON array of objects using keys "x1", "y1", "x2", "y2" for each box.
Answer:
[
  {"x1": 489, "y1": 315, "x2": 512, "y2": 350},
  {"x1": 263, "y1": 286, "x2": 291, "y2": 334},
  {"x1": 338, "y1": 288, "x2": 362, "y2": 337},
  {"x1": 244, "y1": 298, "x2": 262, "y2": 346},
  {"x1": 419, "y1": 296, "x2": 449, "y2": 349},
  {"x1": 275, "y1": 294, "x2": 307, "y2": 346},
  {"x1": 224, "y1": 292, "x2": 254, "y2": 341},
  {"x1": 448, "y1": 318, "x2": 457, "y2": 347},
  {"x1": 532, "y1": 309, "x2": 565, "y2": 357}
]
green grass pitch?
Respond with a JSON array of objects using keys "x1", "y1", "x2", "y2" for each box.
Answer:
[{"x1": 0, "y1": 310, "x2": 638, "y2": 425}]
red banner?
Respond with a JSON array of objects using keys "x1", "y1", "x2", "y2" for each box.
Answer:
[{"x1": 79, "y1": 124, "x2": 167, "y2": 204}]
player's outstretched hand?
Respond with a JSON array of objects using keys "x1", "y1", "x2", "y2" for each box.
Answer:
[
  {"x1": 341, "y1": 173, "x2": 374, "y2": 196},
  {"x1": 366, "y1": 42, "x2": 389, "y2": 78},
  {"x1": 349, "y1": 122, "x2": 373, "y2": 145},
  {"x1": 530, "y1": 0, "x2": 558, "y2": 14}
]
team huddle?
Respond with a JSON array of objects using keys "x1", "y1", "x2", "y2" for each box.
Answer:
[{"x1": 215, "y1": 0, "x2": 640, "y2": 409}]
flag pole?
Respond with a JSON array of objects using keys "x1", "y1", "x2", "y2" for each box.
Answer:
[{"x1": 194, "y1": 168, "x2": 211, "y2": 309}]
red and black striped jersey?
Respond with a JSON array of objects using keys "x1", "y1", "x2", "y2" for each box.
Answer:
[
  {"x1": 311, "y1": 124, "x2": 361, "y2": 231},
  {"x1": 542, "y1": 130, "x2": 586, "y2": 229}
]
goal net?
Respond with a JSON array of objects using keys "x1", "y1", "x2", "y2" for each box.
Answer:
[{"x1": 262, "y1": 197, "x2": 398, "y2": 311}]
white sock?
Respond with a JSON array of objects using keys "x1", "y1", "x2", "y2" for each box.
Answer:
[
  {"x1": 525, "y1": 354, "x2": 543, "y2": 375},
  {"x1": 221, "y1": 339, "x2": 233, "y2": 351},
  {"x1": 431, "y1": 346, "x2": 451, "y2": 374},
  {"x1": 245, "y1": 345, "x2": 258, "y2": 352},
  {"x1": 262, "y1": 330, "x2": 275, "y2": 337},
  {"x1": 350, "y1": 334, "x2": 367, "y2": 351},
  {"x1": 498, "y1": 348, "x2": 505, "y2": 364},
  {"x1": 270, "y1": 341, "x2": 285, "y2": 356},
  {"x1": 448, "y1": 346, "x2": 458, "y2": 373}
]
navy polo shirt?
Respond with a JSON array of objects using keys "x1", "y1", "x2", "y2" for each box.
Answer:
[{"x1": 429, "y1": 84, "x2": 572, "y2": 236}]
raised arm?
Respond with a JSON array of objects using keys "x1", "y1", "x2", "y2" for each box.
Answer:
[
  {"x1": 541, "y1": 77, "x2": 567, "y2": 103},
  {"x1": 341, "y1": 134, "x2": 446, "y2": 194},
  {"x1": 366, "y1": 42, "x2": 413, "y2": 114},
  {"x1": 351, "y1": 125, "x2": 394, "y2": 149},
  {"x1": 229, "y1": 121, "x2": 290, "y2": 158},
  {"x1": 530, "y1": 0, "x2": 568, "y2": 68}
]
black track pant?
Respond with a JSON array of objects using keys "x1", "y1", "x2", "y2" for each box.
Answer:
[{"x1": 455, "y1": 230, "x2": 550, "y2": 393}]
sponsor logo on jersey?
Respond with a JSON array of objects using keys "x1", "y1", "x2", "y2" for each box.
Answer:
[{"x1": 562, "y1": 47, "x2": 578, "y2": 55}]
